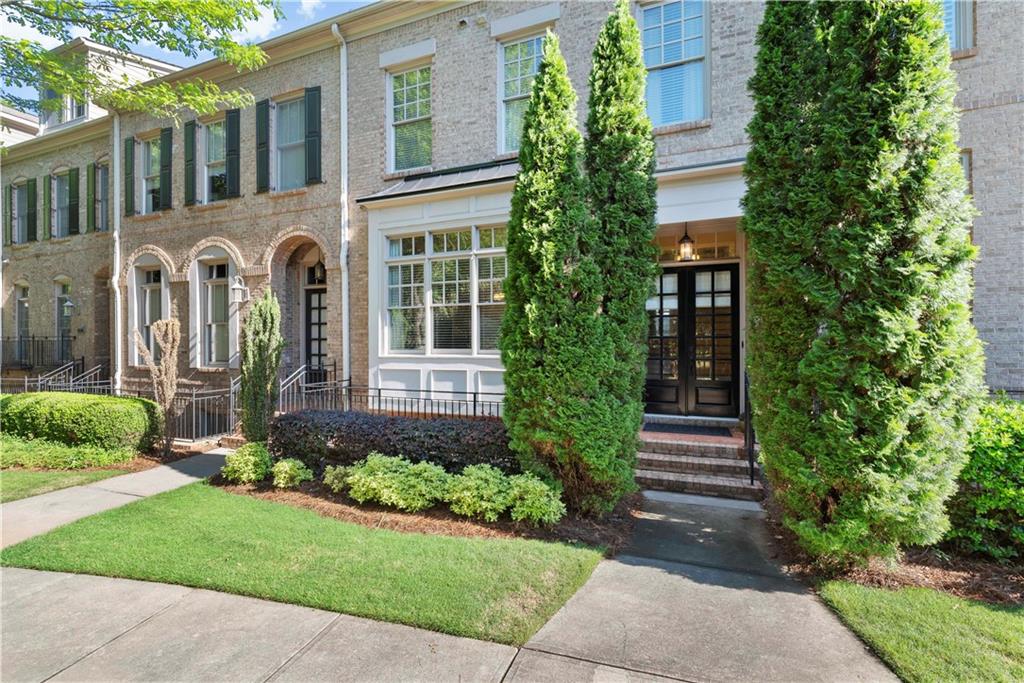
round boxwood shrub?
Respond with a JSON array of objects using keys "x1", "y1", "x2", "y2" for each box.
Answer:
[
  {"x1": 0, "y1": 392, "x2": 161, "y2": 452},
  {"x1": 946, "y1": 398, "x2": 1024, "y2": 560},
  {"x1": 221, "y1": 443, "x2": 272, "y2": 485}
]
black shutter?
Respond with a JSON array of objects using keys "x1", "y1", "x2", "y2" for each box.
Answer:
[
  {"x1": 26, "y1": 178, "x2": 37, "y2": 241},
  {"x1": 68, "y1": 167, "x2": 80, "y2": 235},
  {"x1": 255, "y1": 99, "x2": 270, "y2": 193},
  {"x1": 3, "y1": 184, "x2": 11, "y2": 246},
  {"x1": 86, "y1": 162, "x2": 95, "y2": 232},
  {"x1": 304, "y1": 86, "x2": 322, "y2": 185},
  {"x1": 124, "y1": 137, "x2": 135, "y2": 216},
  {"x1": 225, "y1": 108, "x2": 241, "y2": 198},
  {"x1": 184, "y1": 120, "x2": 196, "y2": 206},
  {"x1": 159, "y1": 127, "x2": 172, "y2": 210}
]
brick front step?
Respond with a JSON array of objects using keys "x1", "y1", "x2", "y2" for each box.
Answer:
[
  {"x1": 219, "y1": 435, "x2": 247, "y2": 449},
  {"x1": 639, "y1": 436, "x2": 749, "y2": 459},
  {"x1": 635, "y1": 468, "x2": 764, "y2": 501},
  {"x1": 638, "y1": 451, "x2": 758, "y2": 477}
]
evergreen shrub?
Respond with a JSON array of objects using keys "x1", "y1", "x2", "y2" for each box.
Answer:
[
  {"x1": 271, "y1": 458, "x2": 313, "y2": 489},
  {"x1": 0, "y1": 392, "x2": 161, "y2": 452},
  {"x1": 221, "y1": 443, "x2": 272, "y2": 484}
]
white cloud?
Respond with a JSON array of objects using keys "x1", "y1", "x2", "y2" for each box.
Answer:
[
  {"x1": 0, "y1": 15, "x2": 62, "y2": 49},
  {"x1": 297, "y1": 0, "x2": 326, "y2": 20},
  {"x1": 231, "y1": 7, "x2": 281, "y2": 43}
]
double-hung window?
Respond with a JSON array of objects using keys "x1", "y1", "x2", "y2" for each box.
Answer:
[
  {"x1": 391, "y1": 66, "x2": 432, "y2": 171},
  {"x1": 15, "y1": 286, "x2": 29, "y2": 361},
  {"x1": 139, "y1": 269, "x2": 163, "y2": 361},
  {"x1": 501, "y1": 36, "x2": 544, "y2": 153},
  {"x1": 276, "y1": 98, "x2": 305, "y2": 191},
  {"x1": 942, "y1": 0, "x2": 974, "y2": 51},
  {"x1": 143, "y1": 138, "x2": 161, "y2": 214},
  {"x1": 643, "y1": 0, "x2": 706, "y2": 127},
  {"x1": 203, "y1": 262, "x2": 230, "y2": 365},
  {"x1": 56, "y1": 282, "x2": 72, "y2": 339},
  {"x1": 205, "y1": 120, "x2": 227, "y2": 202},
  {"x1": 13, "y1": 183, "x2": 28, "y2": 243},
  {"x1": 53, "y1": 173, "x2": 70, "y2": 237},
  {"x1": 384, "y1": 226, "x2": 507, "y2": 354},
  {"x1": 96, "y1": 164, "x2": 110, "y2": 231}
]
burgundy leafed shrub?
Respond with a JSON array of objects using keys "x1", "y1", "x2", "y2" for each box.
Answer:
[{"x1": 269, "y1": 411, "x2": 518, "y2": 474}]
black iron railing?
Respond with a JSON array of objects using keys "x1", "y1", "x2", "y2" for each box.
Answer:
[
  {"x1": 1, "y1": 336, "x2": 77, "y2": 371},
  {"x1": 299, "y1": 381, "x2": 504, "y2": 419}
]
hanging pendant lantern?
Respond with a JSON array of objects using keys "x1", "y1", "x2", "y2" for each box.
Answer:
[{"x1": 678, "y1": 223, "x2": 696, "y2": 262}]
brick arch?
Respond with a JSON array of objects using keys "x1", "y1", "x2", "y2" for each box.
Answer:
[
  {"x1": 120, "y1": 244, "x2": 175, "y2": 286},
  {"x1": 179, "y1": 236, "x2": 246, "y2": 274},
  {"x1": 261, "y1": 226, "x2": 331, "y2": 270}
]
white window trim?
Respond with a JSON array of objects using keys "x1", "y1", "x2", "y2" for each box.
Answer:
[
  {"x1": 381, "y1": 225, "x2": 506, "y2": 357},
  {"x1": 201, "y1": 119, "x2": 227, "y2": 204},
  {"x1": 639, "y1": 0, "x2": 712, "y2": 127},
  {"x1": 187, "y1": 247, "x2": 240, "y2": 369},
  {"x1": 386, "y1": 63, "x2": 433, "y2": 174},
  {"x1": 54, "y1": 278, "x2": 73, "y2": 339},
  {"x1": 202, "y1": 262, "x2": 230, "y2": 366},
  {"x1": 128, "y1": 257, "x2": 170, "y2": 367},
  {"x1": 11, "y1": 181, "x2": 28, "y2": 244},
  {"x1": 51, "y1": 172, "x2": 71, "y2": 238},
  {"x1": 140, "y1": 136, "x2": 161, "y2": 215},
  {"x1": 497, "y1": 34, "x2": 545, "y2": 155},
  {"x1": 274, "y1": 96, "x2": 305, "y2": 193}
]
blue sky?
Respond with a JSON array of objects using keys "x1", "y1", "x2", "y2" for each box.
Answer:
[{"x1": 3, "y1": 1, "x2": 372, "y2": 107}]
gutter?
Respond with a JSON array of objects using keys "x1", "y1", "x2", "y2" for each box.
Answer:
[
  {"x1": 331, "y1": 23, "x2": 351, "y2": 383},
  {"x1": 111, "y1": 113, "x2": 123, "y2": 394}
]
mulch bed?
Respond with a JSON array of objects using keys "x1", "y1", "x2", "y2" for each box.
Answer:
[
  {"x1": 763, "y1": 497, "x2": 1024, "y2": 605},
  {"x1": 211, "y1": 475, "x2": 639, "y2": 554}
]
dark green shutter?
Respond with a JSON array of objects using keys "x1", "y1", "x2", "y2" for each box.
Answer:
[
  {"x1": 304, "y1": 86, "x2": 322, "y2": 185},
  {"x1": 255, "y1": 99, "x2": 270, "y2": 193},
  {"x1": 42, "y1": 175, "x2": 51, "y2": 240},
  {"x1": 3, "y1": 184, "x2": 11, "y2": 246},
  {"x1": 26, "y1": 178, "x2": 36, "y2": 241},
  {"x1": 225, "y1": 108, "x2": 240, "y2": 198},
  {"x1": 68, "y1": 167, "x2": 80, "y2": 235},
  {"x1": 124, "y1": 137, "x2": 135, "y2": 216},
  {"x1": 159, "y1": 127, "x2": 172, "y2": 210},
  {"x1": 86, "y1": 163, "x2": 95, "y2": 233},
  {"x1": 184, "y1": 120, "x2": 196, "y2": 206}
]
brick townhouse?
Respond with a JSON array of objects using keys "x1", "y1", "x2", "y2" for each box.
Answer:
[{"x1": 2, "y1": 0, "x2": 1022, "y2": 411}]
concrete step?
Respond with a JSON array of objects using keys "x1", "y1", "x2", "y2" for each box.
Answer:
[
  {"x1": 635, "y1": 468, "x2": 764, "y2": 501},
  {"x1": 639, "y1": 435, "x2": 749, "y2": 459},
  {"x1": 638, "y1": 451, "x2": 758, "y2": 477}
]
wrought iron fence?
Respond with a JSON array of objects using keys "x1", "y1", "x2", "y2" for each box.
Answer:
[
  {"x1": 132, "y1": 386, "x2": 237, "y2": 442},
  {"x1": 1, "y1": 336, "x2": 76, "y2": 371}
]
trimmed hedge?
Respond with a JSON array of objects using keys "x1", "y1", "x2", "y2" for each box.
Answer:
[
  {"x1": 269, "y1": 411, "x2": 517, "y2": 474},
  {"x1": 1, "y1": 392, "x2": 161, "y2": 452},
  {"x1": 946, "y1": 398, "x2": 1024, "y2": 560}
]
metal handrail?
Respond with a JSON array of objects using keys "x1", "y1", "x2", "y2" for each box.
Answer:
[{"x1": 744, "y1": 372, "x2": 756, "y2": 485}]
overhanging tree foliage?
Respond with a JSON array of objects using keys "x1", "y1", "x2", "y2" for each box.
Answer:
[
  {"x1": 743, "y1": 0, "x2": 985, "y2": 565},
  {"x1": 1, "y1": 0, "x2": 278, "y2": 121},
  {"x1": 500, "y1": 32, "x2": 630, "y2": 515},
  {"x1": 585, "y1": 0, "x2": 658, "y2": 483},
  {"x1": 240, "y1": 289, "x2": 284, "y2": 443}
]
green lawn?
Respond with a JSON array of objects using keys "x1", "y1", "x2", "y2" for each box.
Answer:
[
  {"x1": 1, "y1": 468, "x2": 130, "y2": 503},
  {"x1": 1, "y1": 434, "x2": 134, "y2": 469},
  {"x1": 0, "y1": 482, "x2": 601, "y2": 645},
  {"x1": 820, "y1": 581, "x2": 1024, "y2": 683}
]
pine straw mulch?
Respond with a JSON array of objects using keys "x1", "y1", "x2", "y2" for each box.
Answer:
[
  {"x1": 763, "y1": 497, "x2": 1024, "y2": 605},
  {"x1": 211, "y1": 475, "x2": 640, "y2": 554}
]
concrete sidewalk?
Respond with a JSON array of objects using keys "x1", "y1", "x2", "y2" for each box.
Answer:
[{"x1": 1, "y1": 450, "x2": 227, "y2": 549}]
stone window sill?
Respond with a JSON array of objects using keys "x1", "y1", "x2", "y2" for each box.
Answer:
[
  {"x1": 269, "y1": 188, "x2": 308, "y2": 200},
  {"x1": 952, "y1": 47, "x2": 978, "y2": 61},
  {"x1": 653, "y1": 119, "x2": 712, "y2": 136},
  {"x1": 192, "y1": 202, "x2": 230, "y2": 213},
  {"x1": 383, "y1": 166, "x2": 432, "y2": 182},
  {"x1": 130, "y1": 212, "x2": 167, "y2": 223}
]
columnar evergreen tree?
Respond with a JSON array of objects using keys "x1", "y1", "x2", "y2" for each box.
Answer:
[
  {"x1": 239, "y1": 289, "x2": 284, "y2": 443},
  {"x1": 585, "y1": 0, "x2": 659, "y2": 479},
  {"x1": 743, "y1": 0, "x2": 985, "y2": 565},
  {"x1": 500, "y1": 32, "x2": 629, "y2": 514}
]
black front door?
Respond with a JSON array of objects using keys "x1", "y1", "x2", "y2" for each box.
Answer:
[
  {"x1": 645, "y1": 264, "x2": 740, "y2": 417},
  {"x1": 304, "y1": 288, "x2": 327, "y2": 375}
]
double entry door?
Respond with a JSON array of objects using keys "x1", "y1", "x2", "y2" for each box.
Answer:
[
  {"x1": 305, "y1": 288, "x2": 328, "y2": 381},
  {"x1": 645, "y1": 264, "x2": 739, "y2": 417}
]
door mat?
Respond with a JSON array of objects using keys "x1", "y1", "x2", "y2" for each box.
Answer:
[{"x1": 642, "y1": 422, "x2": 733, "y2": 438}]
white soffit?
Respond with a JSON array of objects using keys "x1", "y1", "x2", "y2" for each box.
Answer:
[
  {"x1": 656, "y1": 171, "x2": 746, "y2": 223},
  {"x1": 489, "y1": 3, "x2": 560, "y2": 39},
  {"x1": 379, "y1": 38, "x2": 436, "y2": 69}
]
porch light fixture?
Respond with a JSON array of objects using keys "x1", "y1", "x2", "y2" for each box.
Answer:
[
  {"x1": 230, "y1": 275, "x2": 250, "y2": 305},
  {"x1": 677, "y1": 223, "x2": 698, "y2": 262},
  {"x1": 312, "y1": 247, "x2": 327, "y2": 284},
  {"x1": 61, "y1": 298, "x2": 76, "y2": 316}
]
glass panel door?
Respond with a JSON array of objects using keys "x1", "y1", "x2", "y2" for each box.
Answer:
[
  {"x1": 305, "y1": 288, "x2": 328, "y2": 380},
  {"x1": 684, "y1": 264, "x2": 739, "y2": 416},
  {"x1": 645, "y1": 269, "x2": 684, "y2": 413}
]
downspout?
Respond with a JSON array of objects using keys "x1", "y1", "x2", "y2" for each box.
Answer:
[
  {"x1": 331, "y1": 22, "x2": 351, "y2": 383},
  {"x1": 111, "y1": 113, "x2": 123, "y2": 394}
]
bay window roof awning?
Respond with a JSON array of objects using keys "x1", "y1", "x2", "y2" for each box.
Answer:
[{"x1": 356, "y1": 160, "x2": 520, "y2": 205}]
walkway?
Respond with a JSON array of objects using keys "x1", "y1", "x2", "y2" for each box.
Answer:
[
  {"x1": 1, "y1": 484, "x2": 896, "y2": 681},
  {"x1": 1, "y1": 450, "x2": 227, "y2": 549}
]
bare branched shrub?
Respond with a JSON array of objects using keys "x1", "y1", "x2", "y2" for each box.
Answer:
[{"x1": 134, "y1": 314, "x2": 181, "y2": 457}]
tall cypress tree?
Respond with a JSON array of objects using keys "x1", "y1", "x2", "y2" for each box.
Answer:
[
  {"x1": 500, "y1": 32, "x2": 629, "y2": 514},
  {"x1": 240, "y1": 289, "x2": 285, "y2": 443},
  {"x1": 743, "y1": 0, "x2": 985, "y2": 564},
  {"x1": 585, "y1": 0, "x2": 658, "y2": 478}
]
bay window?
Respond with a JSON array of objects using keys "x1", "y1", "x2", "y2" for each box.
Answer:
[
  {"x1": 643, "y1": 0, "x2": 707, "y2": 127},
  {"x1": 276, "y1": 98, "x2": 305, "y2": 191},
  {"x1": 391, "y1": 66, "x2": 432, "y2": 171},
  {"x1": 501, "y1": 35, "x2": 543, "y2": 153},
  {"x1": 203, "y1": 262, "x2": 230, "y2": 365},
  {"x1": 384, "y1": 225, "x2": 507, "y2": 355}
]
